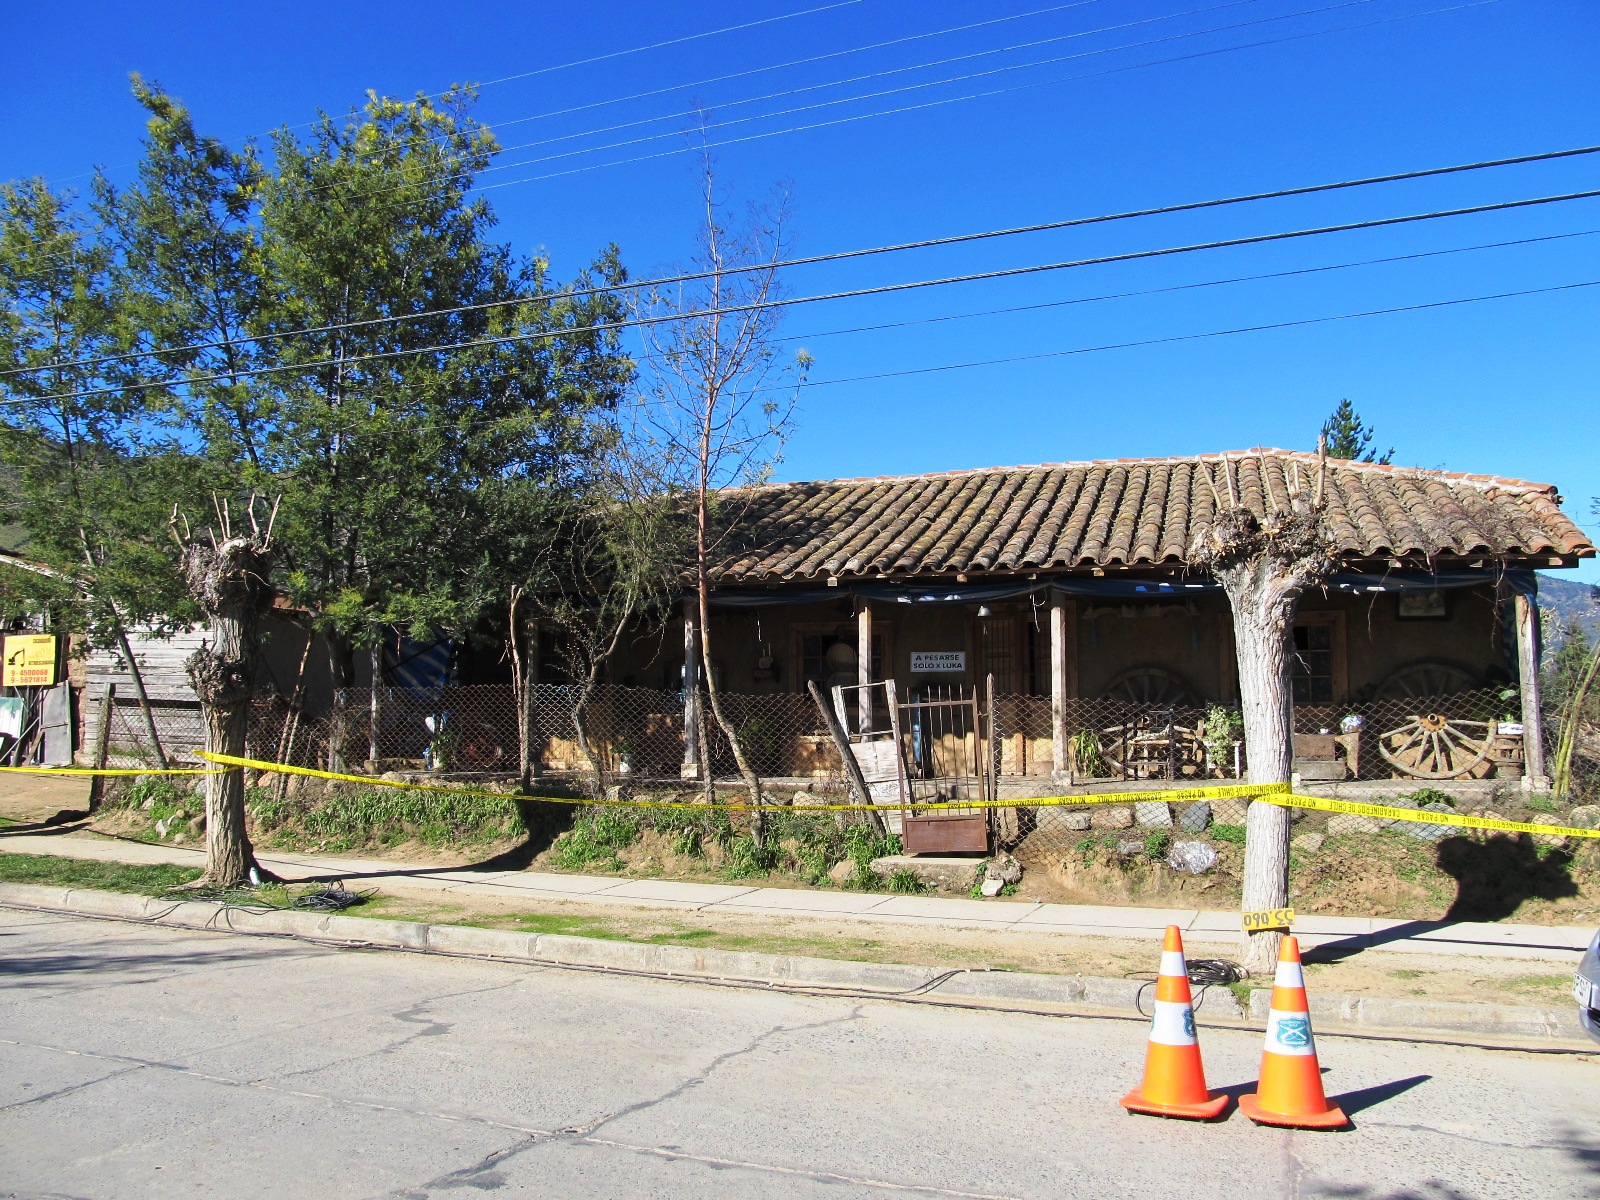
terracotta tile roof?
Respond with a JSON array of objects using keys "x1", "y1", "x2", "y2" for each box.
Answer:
[{"x1": 713, "y1": 449, "x2": 1593, "y2": 582}]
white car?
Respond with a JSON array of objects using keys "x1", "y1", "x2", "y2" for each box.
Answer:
[{"x1": 1576, "y1": 929, "x2": 1600, "y2": 1046}]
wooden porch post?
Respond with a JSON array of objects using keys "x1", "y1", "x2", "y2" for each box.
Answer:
[
  {"x1": 1050, "y1": 593, "x2": 1068, "y2": 778},
  {"x1": 681, "y1": 597, "x2": 701, "y2": 780},
  {"x1": 856, "y1": 597, "x2": 873, "y2": 734},
  {"x1": 1514, "y1": 591, "x2": 1547, "y2": 785}
]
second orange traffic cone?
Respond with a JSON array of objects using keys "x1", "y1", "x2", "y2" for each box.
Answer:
[
  {"x1": 1119, "y1": 926, "x2": 1228, "y2": 1120},
  {"x1": 1238, "y1": 936, "x2": 1349, "y2": 1129}
]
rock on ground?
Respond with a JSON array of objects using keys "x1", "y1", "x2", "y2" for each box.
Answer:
[
  {"x1": 1092, "y1": 805, "x2": 1134, "y2": 830},
  {"x1": 1134, "y1": 801, "x2": 1172, "y2": 827}
]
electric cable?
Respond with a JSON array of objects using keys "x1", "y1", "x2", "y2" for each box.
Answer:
[
  {"x1": 484, "y1": 0, "x2": 1126, "y2": 133},
  {"x1": 291, "y1": 0, "x2": 1227, "y2": 186},
  {"x1": 365, "y1": 0, "x2": 1294, "y2": 189},
  {"x1": 467, "y1": 0, "x2": 1382, "y2": 180},
  {"x1": 298, "y1": 0, "x2": 1477, "y2": 207},
  {"x1": 778, "y1": 278, "x2": 1600, "y2": 393},
  {"x1": 9, "y1": 144, "x2": 1587, "y2": 382},
  {"x1": 475, "y1": 0, "x2": 1507, "y2": 190}
]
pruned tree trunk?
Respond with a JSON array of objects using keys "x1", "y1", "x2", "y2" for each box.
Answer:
[
  {"x1": 180, "y1": 508, "x2": 277, "y2": 888},
  {"x1": 1192, "y1": 456, "x2": 1333, "y2": 975}
]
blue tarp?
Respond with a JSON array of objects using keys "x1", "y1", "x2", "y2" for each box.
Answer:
[{"x1": 704, "y1": 569, "x2": 1533, "y2": 608}]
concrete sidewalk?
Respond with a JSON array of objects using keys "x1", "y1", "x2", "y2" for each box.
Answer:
[{"x1": 1, "y1": 828, "x2": 1592, "y2": 962}]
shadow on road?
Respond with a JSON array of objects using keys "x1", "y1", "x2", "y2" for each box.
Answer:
[{"x1": 1330, "y1": 1073, "x2": 1430, "y2": 1116}]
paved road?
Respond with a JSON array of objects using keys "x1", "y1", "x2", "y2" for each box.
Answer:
[{"x1": 1, "y1": 910, "x2": 1596, "y2": 1200}]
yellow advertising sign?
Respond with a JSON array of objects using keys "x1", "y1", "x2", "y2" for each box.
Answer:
[
  {"x1": 3, "y1": 634, "x2": 58, "y2": 687},
  {"x1": 1242, "y1": 907, "x2": 1295, "y2": 932}
]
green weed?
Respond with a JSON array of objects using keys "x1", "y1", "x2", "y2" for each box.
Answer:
[
  {"x1": 885, "y1": 868, "x2": 926, "y2": 894},
  {"x1": 551, "y1": 810, "x2": 639, "y2": 870},
  {"x1": 1210, "y1": 823, "x2": 1248, "y2": 845},
  {"x1": 0, "y1": 852, "x2": 201, "y2": 894}
]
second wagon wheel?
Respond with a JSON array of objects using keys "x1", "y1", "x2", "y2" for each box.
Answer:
[
  {"x1": 1374, "y1": 662, "x2": 1476, "y2": 701},
  {"x1": 1097, "y1": 669, "x2": 1202, "y2": 779},
  {"x1": 1100, "y1": 667, "x2": 1198, "y2": 707}
]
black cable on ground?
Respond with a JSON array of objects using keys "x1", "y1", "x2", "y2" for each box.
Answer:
[{"x1": 2, "y1": 898, "x2": 1590, "y2": 1057}]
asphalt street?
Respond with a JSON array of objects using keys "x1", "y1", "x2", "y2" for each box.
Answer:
[{"x1": 1, "y1": 908, "x2": 1596, "y2": 1200}]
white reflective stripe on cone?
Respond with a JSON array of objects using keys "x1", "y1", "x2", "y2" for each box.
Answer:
[
  {"x1": 1264, "y1": 1008, "x2": 1317, "y2": 1056},
  {"x1": 1149, "y1": 999, "x2": 1198, "y2": 1046},
  {"x1": 1159, "y1": 950, "x2": 1187, "y2": 978},
  {"x1": 1274, "y1": 958, "x2": 1306, "y2": 989}
]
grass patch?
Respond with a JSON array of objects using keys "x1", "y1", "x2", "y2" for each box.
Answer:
[
  {"x1": 1502, "y1": 972, "x2": 1576, "y2": 999},
  {"x1": 249, "y1": 785, "x2": 527, "y2": 853},
  {"x1": 1209, "y1": 823, "x2": 1247, "y2": 845},
  {"x1": 0, "y1": 852, "x2": 201, "y2": 895}
]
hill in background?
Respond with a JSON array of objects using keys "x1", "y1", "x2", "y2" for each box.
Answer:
[{"x1": 1540, "y1": 573, "x2": 1600, "y2": 645}]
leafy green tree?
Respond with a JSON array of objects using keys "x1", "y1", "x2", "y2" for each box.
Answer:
[
  {"x1": 245, "y1": 89, "x2": 629, "y2": 747},
  {"x1": 3, "y1": 80, "x2": 634, "y2": 880},
  {"x1": 0, "y1": 177, "x2": 193, "y2": 765},
  {"x1": 1319, "y1": 399, "x2": 1393, "y2": 463},
  {"x1": 110, "y1": 83, "x2": 632, "y2": 777}
]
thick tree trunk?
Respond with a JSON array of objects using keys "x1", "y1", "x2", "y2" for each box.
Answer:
[
  {"x1": 1193, "y1": 467, "x2": 1333, "y2": 977},
  {"x1": 182, "y1": 530, "x2": 275, "y2": 888},
  {"x1": 1226, "y1": 568, "x2": 1299, "y2": 974}
]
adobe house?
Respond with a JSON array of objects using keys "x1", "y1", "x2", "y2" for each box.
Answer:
[{"x1": 606, "y1": 449, "x2": 1593, "y2": 785}]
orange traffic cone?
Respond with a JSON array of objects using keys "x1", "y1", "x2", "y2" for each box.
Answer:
[
  {"x1": 1119, "y1": 926, "x2": 1228, "y2": 1120},
  {"x1": 1238, "y1": 936, "x2": 1349, "y2": 1129}
]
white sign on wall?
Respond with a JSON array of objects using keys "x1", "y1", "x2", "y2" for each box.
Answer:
[{"x1": 910, "y1": 651, "x2": 966, "y2": 674}]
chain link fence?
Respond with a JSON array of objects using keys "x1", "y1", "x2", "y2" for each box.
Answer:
[{"x1": 88, "y1": 681, "x2": 1598, "y2": 813}]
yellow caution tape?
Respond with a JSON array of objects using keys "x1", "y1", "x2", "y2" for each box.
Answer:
[
  {"x1": 195, "y1": 750, "x2": 1289, "y2": 813},
  {"x1": 1271, "y1": 791, "x2": 1600, "y2": 840},
  {"x1": 35, "y1": 751, "x2": 1583, "y2": 839},
  {"x1": 0, "y1": 764, "x2": 228, "y2": 777}
]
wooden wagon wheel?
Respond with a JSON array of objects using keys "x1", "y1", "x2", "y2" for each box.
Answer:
[
  {"x1": 1097, "y1": 712, "x2": 1206, "y2": 779},
  {"x1": 1375, "y1": 662, "x2": 1476, "y2": 701},
  {"x1": 1100, "y1": 667, "x2": 1197, "y2": 707},
  {"x1": 1376, "y1": 712, "x2": 1493, "y2": 779}
]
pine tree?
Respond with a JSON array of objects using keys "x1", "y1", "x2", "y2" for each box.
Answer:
[{"x1": 1319, "y1": 399, "x2": 1393, "y2": 463}]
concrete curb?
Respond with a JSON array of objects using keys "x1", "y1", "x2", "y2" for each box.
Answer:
[{"x1": 0, "y1": 881, "x2": 1584, "y2": 1045}]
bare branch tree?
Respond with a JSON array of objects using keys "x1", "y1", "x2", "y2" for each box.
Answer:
[
  {"x1": 629, "y1": 142, "x2": 807, "y2": 827},
  {"x1": 520, "y1": 447, "x2": 685, "y2": 795}
]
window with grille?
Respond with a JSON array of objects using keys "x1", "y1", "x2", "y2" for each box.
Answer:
[{"x1": 1291, "y1": 622, "x2": 1335, "y2": 703}]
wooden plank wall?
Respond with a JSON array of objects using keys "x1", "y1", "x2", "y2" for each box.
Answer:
[{"x1": 83, "y1": 630, "x2": 207, "y2": 760}]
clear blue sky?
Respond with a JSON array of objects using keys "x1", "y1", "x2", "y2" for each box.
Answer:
[{"x1": 7, "y1": 0, "x2": 1598, "y2": 578}]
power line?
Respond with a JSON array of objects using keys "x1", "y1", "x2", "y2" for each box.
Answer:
[
  {"x1": 10, "y1": 140, "x2": 1593, "y2": 381},
  {"x1": 280, "y1": 0, "x2": 1315, "y2": 211},
  {"x1": 11, "y1": 186, "x2": 1599, "y2": 405},
  {"x1": 309, "y1": 0, "x2": 1389, "y2": 208},
  {"x1": 476, "y1": 0, "x2": 1508, "y2": 190},
  {"x1": 471, "y1": 0, "x2": 878, "y2": 91},
  {"x1": 483, "y1": 0, "x2": 1122, "y2": 133},
  {"x1": 787, "y1": 280, "x2": 1600, "y2": 390},
  {"x1": 37, "y1": 0, "x2": 884, "y2": 185},
  {"x1": 471, "y1": 0, "x2": 1377, "y2": 179},
  {"x1": 445, "y1": 0, "x2": 1276, "y2": 174},
  {"x1": 72, "y1": 230, "x2": 1587, "y2": 448},
  {"x1": 184, "y1": 255, "x2": 1600, "y2": 444},
  {"x1": 769, "y1": 228, "x2": 1600, "y2": 346},
  {"x1": 21, "y1": 0, "x2": 1500, "y2": 278}
]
